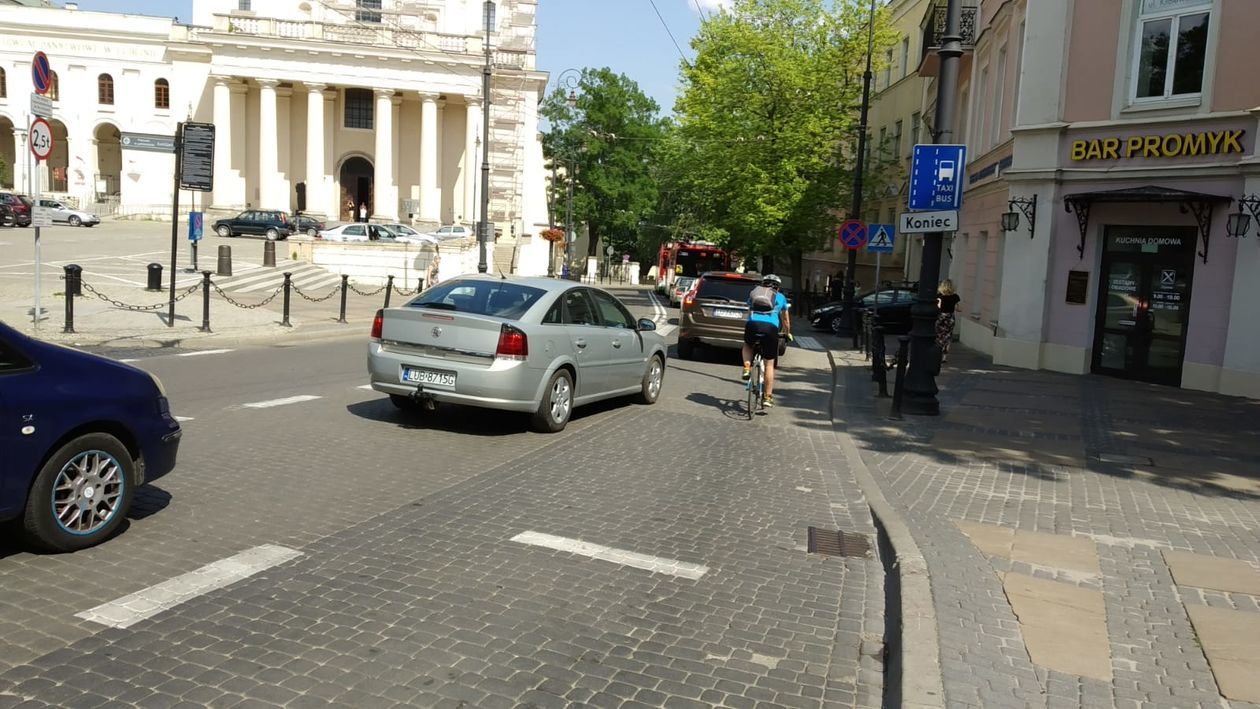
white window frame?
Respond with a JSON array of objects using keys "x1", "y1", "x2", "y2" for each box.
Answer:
[
  {"x1": 884, "y1": 49, "x2": 893, "y2": 88},
  {"x1": 893, "y1": 119, "x2": 903, "y2": 160},
  {"x1": 1012, "y1": 21, "x2": 1025, "y2": 127},
  {"x1": 991, "y1": 46, "x2": 1007, "y2": 145},
  {"x1": 1128, "y1": 0, "x2": 1212, "y2": 104},
  {"x1": 901, "y1": 38, "x2": 910, "y2": 79},
  {"x1": 974, "y1": 66, "x2": 989, "y2": 152}
]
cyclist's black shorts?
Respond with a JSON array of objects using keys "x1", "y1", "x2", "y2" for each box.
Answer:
[{"x1": 744, "y1": 320, "x2": 780, "y2": 361}]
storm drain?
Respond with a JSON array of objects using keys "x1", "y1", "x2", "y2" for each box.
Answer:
[
  {"x1": 1096, "y1": 452, "x2": 1155, "y2": 466},
  {"x1": 807, "y1": 527, "x2": 872, "y2": 558}
]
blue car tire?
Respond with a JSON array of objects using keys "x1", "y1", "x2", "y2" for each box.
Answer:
[{"x1": 23, "y1": 433, "x2": 136, "y2": 552}]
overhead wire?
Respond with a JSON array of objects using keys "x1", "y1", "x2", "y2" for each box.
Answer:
[{"x1": 646, "y1": 0, "x2": 691, "y2": 64}]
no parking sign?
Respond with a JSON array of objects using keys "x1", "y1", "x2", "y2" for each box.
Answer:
[{"x1": 837, "y1": 219, "x2": 868, "y2": 250}]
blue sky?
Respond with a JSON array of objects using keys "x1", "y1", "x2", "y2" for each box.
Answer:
[{"x1": 71, "y1": 0, "x2": 720, "y2": 116}]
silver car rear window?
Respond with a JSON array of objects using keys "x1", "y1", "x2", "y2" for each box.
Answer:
[{"x1": 408, "y1": 280, "x2": 546, "y2": 319}]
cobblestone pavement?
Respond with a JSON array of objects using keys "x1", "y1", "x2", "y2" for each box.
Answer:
[
  {"x1": 0, "y1": 289, "x2": 884, "y2": 708},
  {"x1": 833, "y1": 336, "x2": 1260, "y2": 709}
]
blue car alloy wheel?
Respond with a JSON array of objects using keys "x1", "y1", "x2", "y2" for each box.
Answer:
[{"x1": 24, "y1": 433, "x2": 136, "y2": 552}]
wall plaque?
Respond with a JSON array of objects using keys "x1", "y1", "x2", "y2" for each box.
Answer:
[{"x1": 1066, "y1": 270, "x2": 1090, "y2": 304}]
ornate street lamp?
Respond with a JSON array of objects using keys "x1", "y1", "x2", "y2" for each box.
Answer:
[
  {"x1": 1226, "y1": 194, "x2": 1260, "y2": 238},
  {"x1": 1001, "y1": 195, "x2": 1037, "y2": 237}
]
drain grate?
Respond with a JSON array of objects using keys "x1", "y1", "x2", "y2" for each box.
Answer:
[
  {"x1": 1096, "y1": 452, "x2": 1154, "y2": 466},
  {"x1": 807, "y1": 527, "x2": 871, "y2": 558}
]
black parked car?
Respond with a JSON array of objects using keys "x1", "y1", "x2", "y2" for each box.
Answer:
[
  {"x1": 294, "y1": 214, "x2": 325, "y2": 237},
  {"x1": 810, "y1": 285, "x2": 918, "y2": 334},
  {"x1": 0, "y1": 203, "x2": 14, "y2": 228},
  {"x1": 212, "y1": 210, "x2": 294, "y2": 240},
  {"x1": 0, "y1": 193, "x2": 33, "y2": 227}
]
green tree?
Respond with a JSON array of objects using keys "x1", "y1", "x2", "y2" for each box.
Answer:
[
  {"x1": 541, "y1": 68, "x2": 666, "y2": 261},
  {"x1": 671, "y1": 0, "x2": 898, "y2": 287}
]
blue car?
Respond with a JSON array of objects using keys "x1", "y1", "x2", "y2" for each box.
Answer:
[{"x1": 0, "y1": 322, "x2": 181, "y2": 551}]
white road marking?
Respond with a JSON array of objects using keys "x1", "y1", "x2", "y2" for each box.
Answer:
[
  {"x1": 658, "y1": 324, "x2": 677, "y2": 338},
  {"x1": 177, "y1": 349, "x2": 234, "y2": 357},
  {"x1": 794, "y1": 336, "x2": 823, "y2": 351},
  {"x1": 75, "y1": 544, "x2": 303, "y2": 629},
  {"x1": 510, "y1": 531, "x2": 709, "y2": 580},
  {"x1": 242, "y1": 394, "x2": 322, "y2": 408},
  {"x1": 357, "y1": 384, "x2": 375, "y2": 390},
  {"x1": 174, "y1": 416, "x2": 194, "y2": 422}
]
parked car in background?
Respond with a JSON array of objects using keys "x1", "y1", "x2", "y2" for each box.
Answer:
[
  {"x1": 294, "y1": 215, "x2": 325, "y2": 237},
  {"x1": 428, "y1": 224, "x2": 473, "y2": 240},
  {"x1": 677, "y1": 271, "x2": 763, "y2": 360},
  {"x1": 0, "y1": 193, "x2": 33, "y2": 227},
  {"x1": 368, "y1": 276, "x2": 667, "y2": 432},
  {"x1": 212, "y1": 210, "x2": 293, "y2": 240},
  {"x1": 0, "y1": 203, "x2": 14, "y2": 228},
  {"x1": 808, "y1": 285, "x2": 918, "y2": 334},
  {"x1": 319, "y1": 223, "x2": 398, "y2": 242},
  {"x1": 0, "y1": 321, "x2": 181, "y2": 551},
  {"x1": 36, "y1": 199, "x2": 100, "y2": 227},
  {"x1": 380, "y1": 223, "x2": 438, "y2": 245},
  {"x1": 669, "y1": 276, "x2": 696, "y2": 307}
]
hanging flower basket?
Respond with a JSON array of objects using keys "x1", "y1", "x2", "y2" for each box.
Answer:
[{"x1": 540, "y1": 227, "x2": 566, "y2": 243}]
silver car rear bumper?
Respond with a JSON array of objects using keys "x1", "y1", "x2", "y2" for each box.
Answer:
[{"x1": 367, "y1": 341, "x2": 542, "y2": 412}]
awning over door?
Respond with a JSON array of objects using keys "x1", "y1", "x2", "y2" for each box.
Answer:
[{"x1": 1063, "y1": 185, "x2": 1233, "y2": 264}]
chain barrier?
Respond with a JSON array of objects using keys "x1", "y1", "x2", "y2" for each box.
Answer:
[
  {"x1": 292, "y1": 282, "x2": 344, "y2": 303},
  {"x1": 210, "y1": 280, "x2": 284, "y2": 310},
  {"x1": 81, "y1": 280, "x2": 200, "y2": 312},
  {"x1": 347, "y1": 281, "x2": 389, "y2": 297},
  {"x1": 392, "y1": 283, "x2": 421, "y2": 297}
]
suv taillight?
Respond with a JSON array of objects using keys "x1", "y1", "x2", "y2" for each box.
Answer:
[
  {"x1": 683, "y1": 289, "x2": 697, "y2": 308},
  {"x1": 370, "y1": 309, "x2": 383, "y2": 340},
  {"x1": 496, "y1": 324, "x2": 528, "y2": 359}
]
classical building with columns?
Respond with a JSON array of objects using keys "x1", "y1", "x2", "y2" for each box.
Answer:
[{"x1": 0, "y1": 0, "x2": 550, "y2": 264}]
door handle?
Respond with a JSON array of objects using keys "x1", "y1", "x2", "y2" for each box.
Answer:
[
  {"x1": 612, "y1": 339, "x2": 622, "y2": 349},
  {"x1": 575, "y1": 339, "x2": 587, "y2": 349}
]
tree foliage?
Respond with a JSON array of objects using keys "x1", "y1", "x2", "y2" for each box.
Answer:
[
  {"x1": 541, "y1": 68, "x2": 666, "y2": 259},
  {"x1": 668, "y1": 0, "x2": 899, "y2": 283}
]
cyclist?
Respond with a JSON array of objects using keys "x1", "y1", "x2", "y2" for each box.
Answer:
[{"x1": 742, "y1": 274, "x2": 793, "y2": 407}]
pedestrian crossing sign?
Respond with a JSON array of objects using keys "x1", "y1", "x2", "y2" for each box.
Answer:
[{"x1": 867, "y1": 224, "x2": 895, "y2": 254}]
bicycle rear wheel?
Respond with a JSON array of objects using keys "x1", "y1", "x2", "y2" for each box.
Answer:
[{"x1": 747, "y1": 356, "x2": 761, "y2": 419}]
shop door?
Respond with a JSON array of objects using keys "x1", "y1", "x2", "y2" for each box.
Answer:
[{"x1": 1092, "y1": 226, "x2": 1195, "y2": 386}]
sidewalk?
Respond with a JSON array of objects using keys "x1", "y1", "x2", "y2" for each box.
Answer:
[{"x1": 833, "y1": 341, "x2": 1260, "y2": 709}]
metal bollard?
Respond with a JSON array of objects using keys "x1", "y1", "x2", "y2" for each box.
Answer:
[
  {"x1": 263, "y1": 240, "x2": 276, "y2": 268},
  {"x1": 872, "y1": 326, "x2": 890, "y2": 398},
  {"x1": 384, "y1": 274, "x2": 394, "y2": 308},
  {"x1": 64, "y1": 263, "x2": 82, "y2": 297},
  {"x1": 281, "y1": 272, "x2": 292, "y2": 327},
  {"x1": 62, "y1": 264, "x2": 79, "y2": 334},
  {"x1": 216, "y1": 245, "x2": 233, "y2": 277},
  {"x1": 146, "y1": 262, "x2": 163, "y2": 292},
  {"x1": 851, "y1": 309, "x2": 861, "y2": 351},
  {"x1": 890, "y1": 336, "x2": 910, "y2": 420},
  {"x1": 338, "y1": 274, "x2": 349, "y2": 324},
  {"x1": 200, "y1": 271, "x2": 212, "y2": 332}
]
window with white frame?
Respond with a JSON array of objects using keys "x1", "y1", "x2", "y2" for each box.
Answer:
[
  {"x1": 356, "y1": 0, "x2": 383, "y2": 24},
  {"x1": 1012, "y1": 21, "x2": 1025, "y2": 127},
  {"x1": 1132, "y1": 0, "x2": 1211, "y2": 101},
  {"x1": 884, "y1": 49, "x2": 893, "y2": 88},
  {"x1": 878, "y1": 125, "x2": 887, "y2": 159},
  {"x1": 991, "y1": 46, "x2": 1007, "y2": 145},
  {"x1": 911, "y1": 112, "x2": 921, "y2": 147},
  {"x1": 893, "y1": 120, "x2": 903, "y2": 160},
  {"x1": 344, "y1": 88, "x2": 374, "y2": 129},
  {"x1": 901, "y1": 38, "x2": 910, "y2": 79},
  {"x1": 974, "y1": 67, "x2": 989, "y2": 151},
  {"x1": 237, "y1": 0, "x2": 251, "y2": 10}
]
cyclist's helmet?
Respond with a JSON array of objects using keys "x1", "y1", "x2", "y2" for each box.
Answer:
[{"x1": 763, "y1": 274, "x2": 783, "y2": 289}]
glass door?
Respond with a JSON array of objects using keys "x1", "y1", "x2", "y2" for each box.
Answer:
[{"x1": 1092, "y1": 226, "x2": 1195, "y2": 386}]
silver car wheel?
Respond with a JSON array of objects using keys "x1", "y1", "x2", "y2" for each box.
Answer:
[
  {"x1": 550, "y1": 376, "x2": 572, "y2": 423},
  {"x1": 52, "y1": 450, "x2": 124, "y2": 536},
  {"x1": 647, "y1": 358, "x2": 663, "y2": 399}
]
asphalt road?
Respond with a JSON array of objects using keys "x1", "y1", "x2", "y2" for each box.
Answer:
[{"x1": 0, "y1": 288, "x2": 883, "y2": 708}]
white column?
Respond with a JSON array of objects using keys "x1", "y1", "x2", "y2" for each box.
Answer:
[
  {"x1": 305, "y1": 82, "x2": 326, "y2": 217},
  {"x1": 373, "y1": 88, "x2": 396, "y2": 221},
  {"x1": 464, "y1": 96, "x2": 481, "y2": 227},
  {"x1": 419, "y1": 91, "x2": 440, "y2": 223},
  {"x1": 212, "y1": 77, "x2": 237, "y2": 209},
  {"x1": 13, "y1": 129, "x2": 28, "y2": 198},
  {"x1": 436, "y1": 98, "x2": 446, "y2": 222},
  {"x1": 257, "y1": 79, "x2": 280, "y2": 210}
]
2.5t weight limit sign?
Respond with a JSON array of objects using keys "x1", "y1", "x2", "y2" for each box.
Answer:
[{"x1": 28, "y1": 118, "x2": 53, "y2": 161}]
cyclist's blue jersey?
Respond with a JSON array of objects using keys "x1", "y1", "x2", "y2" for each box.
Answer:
[{"x1": 748, "y1": 292, "x2": 788, "y2": 328}]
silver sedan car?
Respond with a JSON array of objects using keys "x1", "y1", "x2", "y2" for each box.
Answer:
[{"x1": 368, "y1": 276, "x2": 667, "y2": 432}]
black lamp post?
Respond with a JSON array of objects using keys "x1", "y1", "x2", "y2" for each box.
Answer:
[
  {"x1": 842, "y1": 0, "x2": 879, "y2": 332},
  {"x1": 477, "y1": 0, "x2": 495, "y2": 273},
  {"x1": 1226, "y1": 194, "x2": 1260, "y2": 238},
  {"x1": 557, "y1": 69, "x2": 582, "y2": 274}
]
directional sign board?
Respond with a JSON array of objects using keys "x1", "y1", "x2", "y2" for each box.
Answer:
[
  {"x1": 28, "y1": 118, "x2": 53, "y2": 161},
  {"x1": 30, "y1": 93, "x2": 52, "y2": 119},
  {"x1": 909, "y1": 144, "x2": 967, "y2": 211},
  {"x1": 179, "y1": 122, "x2": 215, "y2": 192},
  {"x1": 32, "y1": 207, "x2": 53, "y2": 228},
  {"x1": 866, "y1": 224, "x2": 896, "y2": 254},
  {"x1": 900, "y1": 209, "x2": 958, "y2": 234},
  {"x1": 121, "y1": 132, "x2": 176, "y2": 153},
  {"x1": 837, "y1": 219, "x2": 868, "y2": 250},
  {"x1": 31, "y1": 51, "x2": 51, "y2": 95}
]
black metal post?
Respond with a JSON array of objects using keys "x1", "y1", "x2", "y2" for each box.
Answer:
[
  {"x1": 904, "y1": 0, "x2": 963, "y2": 416},
  {"x1": 890, "y1": 335, "x2": 910, "y2": 419},
  {"x1": 338, "y1": 274, "x2": 349, "y2": 324},
  {"x1": 199, "y1": 270, "x2": 211, "y2": 332},
  {"x1": 477, "y1": 0, "x2": 494, "y2": 274},
  {"x1": 168, "y1": 122, "x2": 183, "y2": 328},
  {"x1": 281, "y1": 272, "x2": 292, "y2": 327},
  {"x1": 873, "y1": 326, "x2": 890, "y2": 398},
  {"x1": 62, "y1": 265, "x2": 77, "y2": 334},
  {"x1": 263, "y1": 240, "x2": 276, "y2": 268},
  {"x1": 384, "y1": 274, "x2": 394, "y2": 308},
  {"x1": 852, "y1": 308, "x2": 862, "y2": 351},
  {"x1": 843, "y1": 0, "x2": 879, "y2": 333}
]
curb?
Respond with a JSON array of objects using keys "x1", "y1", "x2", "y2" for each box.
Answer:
[{"x1": 827, "y1": 349, "x2": 945, "y2": 709}]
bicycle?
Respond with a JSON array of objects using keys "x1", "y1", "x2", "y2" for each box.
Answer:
[{"x1": 745, "y1": 342, "x2": 766, "y2": 419}]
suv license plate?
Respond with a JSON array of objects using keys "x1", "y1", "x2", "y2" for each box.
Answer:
[
  {"x1": 401, "y1": 367, "x2": 456, "y2": 387},
  {"x1": 714, "y1": 309, "x2": 744, "y2": 319}
]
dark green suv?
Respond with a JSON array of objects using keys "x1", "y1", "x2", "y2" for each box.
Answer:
[{"x1": 212, "y1": 210, "x2": 293, "y2": 240}]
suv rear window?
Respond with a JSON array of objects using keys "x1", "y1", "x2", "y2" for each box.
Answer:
[
  {"x1": 695, "y1": 276, "x2": 758, "y2": 303},
  {"x1": 408, "y1": 279, "x2": 545, "y2": 319}
]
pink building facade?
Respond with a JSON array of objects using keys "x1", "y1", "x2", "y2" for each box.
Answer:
[{"x1": 957, "y1": 0, "x2": 1260, "y2": 397}]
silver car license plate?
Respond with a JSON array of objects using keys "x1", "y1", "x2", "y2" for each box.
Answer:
[
  {"x1": 714, "y1": 308, "x2": 744, "y2": 319},
  {"x1": 401, "y1": 367, "x2": 456, "y2": 387}
]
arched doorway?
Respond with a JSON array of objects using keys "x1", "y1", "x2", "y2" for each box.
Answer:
[
  {"x1": 338, "y1": 156, "x2": 373, "y2": 221},
  {"x1": 94, "y1": 123, "x2": 121, "y2": 198},
  {"x1": 47, "y1": 119, "x2": 69, "y2": 193},
  {"x1": 0, "y1": 116, "x2": 14, "y2": 189}
]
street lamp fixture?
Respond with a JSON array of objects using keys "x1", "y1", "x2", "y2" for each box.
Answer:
[
  {"x1": 1226, "y1": 194, "x2": 1260, "y2": 238},
  {"x1": 1001, "y1": 195, "x2": 1037, "y2": 238}
]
